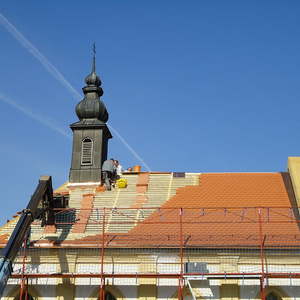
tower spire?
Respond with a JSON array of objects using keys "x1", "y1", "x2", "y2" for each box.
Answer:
[
  {"x1": 75, "y1": 45, "x2": 107, "y2": 121},
  {"x1": 69, "y1": 47, "x2": 112, "y2": 183},
  {"x1": 83, "y1": 43, "x2": 102, "y2": 89},
  {"x1": 92, "y1": 43, "x2": 96, "y2": 73}
]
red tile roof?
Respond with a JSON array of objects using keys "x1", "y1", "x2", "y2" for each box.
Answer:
[
  {"x1": 58, "y1": 172, "x2": 300, "y2": 248},
  {"x1": 164, "y1": 173, "x2": 293, "y2": 208},
  {"x1": 124, "y1": 172, "x2": 300, "y2": 247}
]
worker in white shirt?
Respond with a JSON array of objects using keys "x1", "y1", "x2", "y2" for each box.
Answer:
[{"x1": 115, "y1": 160, "x2": 123, "y2": 177}]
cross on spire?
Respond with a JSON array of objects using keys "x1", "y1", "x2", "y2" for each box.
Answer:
[
  {"x1": 93, "y1": 43, "x2": 96, "y2": 56},
  {"x1": 92, "y1": 43, "x2": 96, "y2": 73}
]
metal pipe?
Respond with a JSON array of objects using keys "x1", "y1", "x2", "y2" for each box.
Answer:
[
  {"x1": 10, "y1": 272, "x2": 300, "y2": 279},
  {"x1": 178, "y1": 208, "x2": 184, "y2": 300},
  {"x1": 99, "y1": 207, "x2": 106, "y2": 300},
  {"x1": 258, "y1": 209, "x2": 266, "y2": 300}
]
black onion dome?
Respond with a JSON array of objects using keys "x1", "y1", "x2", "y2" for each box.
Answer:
[
  {"x1": 85, "y1": 71, "x2": 101, "y2": 87},
  {"x1": 75, "y1": 53, "x2": 109, "y2": 123},
  {"x1": 75, "y1": 97, "x2": 108, "y2": 122}
]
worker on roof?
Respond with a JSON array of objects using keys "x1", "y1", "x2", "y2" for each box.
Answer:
[
  {"x1": 102, "y1": 158, "x2": 116, "y2": 190},
  {"x1": 114, "y1": 160, "x2": 128, "y2": 189},
  {"x1": 115, "y1": 160, "x2": 123, "y2": 177}
]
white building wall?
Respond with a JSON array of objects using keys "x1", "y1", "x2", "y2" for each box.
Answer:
[
  {"x1": 117, "y1": 286, "x2": 137, "y2": 300},
  {"x1": 240, "y1": 285, "x2": 260, "y2": 300},
  {"x1": 75, "y1": 285, "x2": 97, "y2": 300}
]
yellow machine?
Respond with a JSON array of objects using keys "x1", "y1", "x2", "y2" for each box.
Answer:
[{"x1": 117, "y1": 178, "x2": 128, "y2": 188}]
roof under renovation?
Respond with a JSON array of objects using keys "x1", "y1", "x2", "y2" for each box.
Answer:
[{"x1": 1, "y1": 169, "x2": 299, "y2": 248}]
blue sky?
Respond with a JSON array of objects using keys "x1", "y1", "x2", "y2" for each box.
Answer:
[{"x1": 0, "y1": 1, "x2": 300, "y2": 223}]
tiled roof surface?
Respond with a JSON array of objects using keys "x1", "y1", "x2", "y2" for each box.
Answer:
[
  {"x1": 1, "y1": 172, "x2": 299, "y2": 248},
  {"x1": 125, "y1": 172, "x2": 300, "y2": 247},
  {"x1": 163, "y1": 172, "x2": 293, "y2": 208}
]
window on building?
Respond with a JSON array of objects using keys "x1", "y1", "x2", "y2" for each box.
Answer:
[
  {"x1": 106, "y1": 292, "x2": 116, "y2": 300},
  {"x1": 266, "y1": 292, "x2": 281, "y2": 300},
  {"x1": 15, "y1": 293, "x2": 34, "y2": 300},
  {"x1": 98, "y1": 291, "x2": 116, "y2": 300},
  {"x1": 81, "y1": 137, "x2": 93, "y2": 165}
]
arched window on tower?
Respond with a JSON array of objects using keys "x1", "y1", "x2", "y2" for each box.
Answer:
[
  {"x1": 266, "y1": 292, "x2": 281, "y2": 300},
  {"x1": 81, "y1": 137, "x2": 93, "y2": 165}
]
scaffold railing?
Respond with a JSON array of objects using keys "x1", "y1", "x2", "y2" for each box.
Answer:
[
  {"x1": 33, "y1": 206, "x2": 300, "y2": 247},
  {"x1": 8, "y1": 206, "x2": 300, "y2": 300}
]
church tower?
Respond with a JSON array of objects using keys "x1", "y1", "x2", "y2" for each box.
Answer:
[{"x1": 69, "y1": 53, "x2": 112, "y2": 183}]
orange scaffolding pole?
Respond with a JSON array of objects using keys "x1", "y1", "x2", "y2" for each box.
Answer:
[
  {"x1": 178, "y1": 208, "x2": 184, "y2": 300},
  {"x1": 99, "y1": 207, "x2": 106, "y2": 300},
  {"x1": 258, "y1": 208, "x2": 266, "y2": 300},
  {"x1": 11, "y1": 272, "x2": 300, "y2": 279}
]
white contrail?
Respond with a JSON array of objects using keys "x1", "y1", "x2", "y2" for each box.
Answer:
[
  {"x1": 108, "y1": 125, "x2": 151, "y2": 172},
  {"x1": 0, "y1": 93, "x2": 71, "y2": 140},
  {"x1": 0, "y1": 12, "x2": 151, "y2": 170},
  {"x1": 0, "y1": 13, "x2": 81, "y2": 100}
]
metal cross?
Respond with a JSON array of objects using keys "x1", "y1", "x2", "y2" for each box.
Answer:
[{"x1": 93, "y1": 43, "x2": 96, "y2": 56}]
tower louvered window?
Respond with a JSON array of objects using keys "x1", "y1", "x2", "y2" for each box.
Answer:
[{"x1": 81, "y1": 138, "x2": 93, "y2": 165}]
